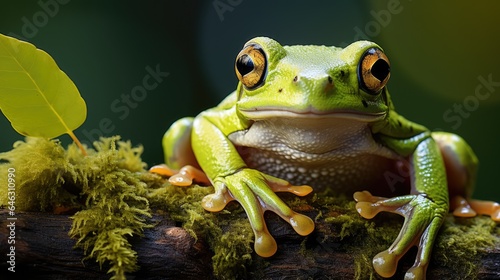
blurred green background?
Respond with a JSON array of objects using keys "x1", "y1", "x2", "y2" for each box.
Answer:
[{"x1": 1, "y1": 1, "x2": 499, "y2": 200}]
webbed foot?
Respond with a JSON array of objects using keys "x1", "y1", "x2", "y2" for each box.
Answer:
[
  {"x1": 354, "y1": 190, "x2": 446, "y2": 279},
  {"x1": 202, "y1": 168, "x2": 315, "y2": 257}
]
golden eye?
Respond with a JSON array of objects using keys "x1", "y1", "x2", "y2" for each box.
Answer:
[
  {"x1": 358, "y1": 47, "x2": 391, "y2": 94},
  {"x1": 235, "y1": 43, "x2": 267, "y2": 89}
]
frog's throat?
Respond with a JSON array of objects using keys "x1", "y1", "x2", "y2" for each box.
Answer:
[{"x1": 239, "y1": 108, "x2": 386, "y2": 122}]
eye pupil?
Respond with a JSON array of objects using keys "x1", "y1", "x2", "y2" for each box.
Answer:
[
  {"x1": 371, "y1": 59, "x2": 390, "y2": 81},
  {"x1": 235, "y1": 43, "x2": 267, "y2": 89},
  {"x1": 236, "y1": 54, "x2": 254, "y2": 76},
  {"x1": 357, "y1": 47, "x2": 391, "y2": 95}
]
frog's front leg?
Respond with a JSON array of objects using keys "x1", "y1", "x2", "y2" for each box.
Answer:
[
  {"x1": 190, "y1": 115, "x2": 315, "y2": 257},
  {"x1": 355, "y1": 137, "x2": 448, "y2": 279},
  {"x1": 203, "y1": 168, "x2": 315, "y2": 256}
]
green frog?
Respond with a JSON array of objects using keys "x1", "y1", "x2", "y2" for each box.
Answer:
[{"x1": 150, "y1": 37, "x2": 500, "y2": 279}]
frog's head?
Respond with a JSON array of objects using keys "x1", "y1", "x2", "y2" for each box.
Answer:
[{"x1": 234, "y1": 37, "x2": 391, "y2": 123}]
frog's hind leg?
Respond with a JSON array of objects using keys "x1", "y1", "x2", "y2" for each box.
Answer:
[
  {"x1": 149, "y1": 117, "x2": 210, "y2": 186},
  {"x1": 432, "y1": 132, "x2": 500, "y2": 221}
]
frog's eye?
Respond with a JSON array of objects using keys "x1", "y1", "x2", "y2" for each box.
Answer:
[
  {"x1": 235, "y1": 43, "x2": 267, "y2": 89},
  {"x1": 358, "y1": 48, "x2": 391, "y2": 95}
]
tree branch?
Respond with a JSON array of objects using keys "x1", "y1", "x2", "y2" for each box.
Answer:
[{"x1": 0, "y1": 210, "x2": 499, "y2": 279}]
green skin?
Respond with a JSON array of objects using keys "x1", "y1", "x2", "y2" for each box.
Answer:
[{"x1": 161, "y1": 37, "x2": 478, "y2": 279}]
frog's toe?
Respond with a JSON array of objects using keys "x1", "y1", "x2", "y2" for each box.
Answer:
[
  {"x1": 354, "y1": 190, "x2": 386, "y2": 203},
  {"x1": 404, "y1": 266, "x2": 426, "y2": 280},
  {"x1": 466, "y1": 198, "x2": 500, "y2": 222},
  {"x1": 168, "y1": 173, "x2": 193, "y2": 186},
  {"x1": 292, "y1": 213, "x2": 315, "y2": 236},
  {"x1": 354, "y1": 201, "x2": 380, "y2": 219},
  {"x1": 372, "y1": 250, "x2": 399, "y2": 278},
  {"x1": 149, "y1": 164, "x2": 176, "y2": 177},
  {"x1": 172, "y1": 165, "x2": 210, "y2": 186},
  {"x1": 354, "y1": 191, "x2": 384, "y2": 219},
  {"x1": 451, "y1": 195, "x2": 500, "y2": 221},
  {"x1": 285, "y1": 212, "x2": 315, "y2": 236},
  {"x1": 254, "y1": 229, "x2": 278, "y2": 257},
  {"x1": 265, "y1": 175, "x2": 313, "y2": 197},
  {"x1": 378, "y1": 252, "x2": 433, "y2": 280},
  {"x1": 254, "y1": 211, "x2": 313, "y2": 256},
  {"x1": 354, "y1": 191, "x2": 413, "y2": 219},
  {"x1": 451, "y1": 195, "x2": 477, "y2": 218},
  {"x1": 493, "y1": 209, "x2": 500, "y2": 221},
  {"x1": 150, "y1": 164, "x2": 210, "y2": 187},
  {"x1": 256, "y1": 173, "x2": 315, "y2": 236},
  {"x1": 201, "y1": 186, "x2": 234, "y2": 212},
  {"x1": 260, "y1": 187, "x2": 315, "y2": 236}
]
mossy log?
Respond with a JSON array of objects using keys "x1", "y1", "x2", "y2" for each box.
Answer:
[
  {"x1": 1, "y1": 138, "x2": 499, "y2": 279},
  {"x1": 1, "y1": 209, "x2": 499, "y2": 280}
]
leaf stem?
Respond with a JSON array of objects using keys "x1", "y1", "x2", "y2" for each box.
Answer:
[{"x1": 67, "y1": 130, "x2": 87, "y2": 156}]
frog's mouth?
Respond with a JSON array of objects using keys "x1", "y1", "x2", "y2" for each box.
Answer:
[{"x1": 240, "y1": 107, "x2": 386, "y2": 122}]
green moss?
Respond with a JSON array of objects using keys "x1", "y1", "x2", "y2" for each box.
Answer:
[
  {"x1": 434, "y1": 215, "x2": 500, "y2": 278},
  {"x1": 68, "y1": 139, "x2": 152, "y2": 280},
  {"x1": 0, "y1": 137, "x2": 78, "y2": 211},
  {"x1": 0, "y1": 137, "x2": 152, "y2": 280},
  {"x1": 1, "y1": 137, "x2": 498, "y2": 280}
]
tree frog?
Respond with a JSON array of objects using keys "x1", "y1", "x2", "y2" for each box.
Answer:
[{"x1": 150, "y1": 37, "x2": 500, "y2": 279}]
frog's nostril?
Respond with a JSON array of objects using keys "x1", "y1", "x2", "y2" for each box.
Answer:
[
  {"x1": 293, "y1": 76, "x2": 299, "y2": 83},
  {"x1": 325, "y1": 76, "x2": 335, "y2": 92}
]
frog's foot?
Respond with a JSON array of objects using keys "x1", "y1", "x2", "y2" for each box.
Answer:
[
  {"x1": 201, "y1": 168, "x2": 315, "y2": 257},
  {"x1": 149, "y1": 164, "x2": 210, "y2": 186},
  {"x1": 451, "y1": 195, "x2": 500, "y2": 221},
  {"x1": 354, "y1": 191, "x2": 446, "y2": 279}
]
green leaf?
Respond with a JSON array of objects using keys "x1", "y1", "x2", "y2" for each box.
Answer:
[{"x1": 0, "y1": 33, "x2": 87, "y2": 139}]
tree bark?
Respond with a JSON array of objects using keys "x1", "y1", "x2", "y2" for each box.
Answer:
[{"x1": 0, "y1": 210, "x2": 499, "y2": 279}]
